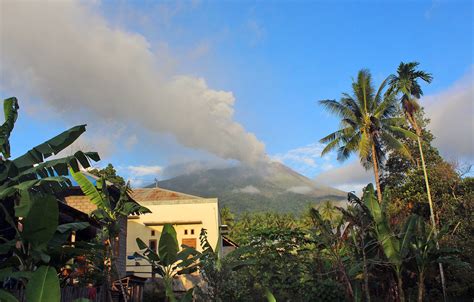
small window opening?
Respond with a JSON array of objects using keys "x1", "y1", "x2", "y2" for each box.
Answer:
[
  {"x1": 149, "y1": 240, "x2": 157, "y2": 252},
  {"x1": 151, "y1": 230, "x2": 155, "y2": 236},
  {"x1": 191, "y1": 229, "x2": 195, "y2": 235},
  {"x1": 184, "y1": 229, "x2": 188, "y2": 235}
]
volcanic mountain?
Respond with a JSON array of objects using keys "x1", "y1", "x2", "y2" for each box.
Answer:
[{"x1": 149, "y1": 162, "x2": 346, "y2": 214}]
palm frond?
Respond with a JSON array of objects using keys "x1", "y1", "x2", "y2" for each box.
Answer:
[
  {"x1": 374, "y1": 92, "x2": 398, "y2": 119},
  {"x1": 381, "y1": 132, "x2": 412, "y2": 159},
  {"x1": 385, "y1": 125, "x2": 418, "y2": 140},
  {"x1": 319, "y1": 130, "x2": 343, "y2": 144},
  {"x1": 319, "y1": 99, "x2": 355, "y2": 119},
  {"x1": 374, "y1": 76, "x2": 389, "y2": 106},
  {"x1": 337, "y1": 134, "x2": 359, "y2": 161},
  {"x1": 382, "y1": 117, "x2": 406, "y2": 126},
  {"x1": 321, "y1": 138, "x2": 341, "y2": 156},
  {"x1": 358, "y1": 132, "x2": 371, "y2": 160}
]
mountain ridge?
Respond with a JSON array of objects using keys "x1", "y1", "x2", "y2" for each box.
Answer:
[{"x1": 147, "y1": 162, "x2": 347, "y2": 214}]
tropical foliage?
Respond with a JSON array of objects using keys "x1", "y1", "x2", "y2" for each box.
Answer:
[
  {"x1": 0, "y1": 98, "x2": 100, "y2": 302},
  {"x1": 71, "y1": 169, "x2": 150, "y2": 302},
  {"x1": 0, "y1": 97, "x2": 148, "y2": 302},
  {"x1": 319, "y1": 69, "x2": 415, "y2": 202},
  {"x1": 1, "y1": 60, "x2": 472, "y2": 302},
  {"x1": 134, "y1": 223, "x2": 199, "y2": 302}
]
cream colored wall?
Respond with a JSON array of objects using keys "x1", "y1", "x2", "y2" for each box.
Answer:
[{"x1": 126, "y1": 198, "x2": 220, "y2": 277}]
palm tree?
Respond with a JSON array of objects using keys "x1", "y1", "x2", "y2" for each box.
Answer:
[
  {"x1": 319, "y1": 69, "x2": 414, "y2": 203},
  {"x1": 318, "y1": 200, "x2": 341, "y2": 224},
  {"x1": 388, "y1": 62, "x2": 447, "y2": 301}
]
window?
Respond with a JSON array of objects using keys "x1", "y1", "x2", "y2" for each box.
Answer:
[
  {"x1": 151, "y1": 230, "x2": 155, "y2": 236},
  {"x1": 149, "y1": 239, "x2": 157, "y2": 252},
  {"x1": 184, "y1": 229, "x2": 188, "y2": 235},
  {"x1": 182, "y1": 238, "x2": 197, "y2": 248},
  {"x1": 190, "y1": 229, "x2": 195, "y2": 235}
]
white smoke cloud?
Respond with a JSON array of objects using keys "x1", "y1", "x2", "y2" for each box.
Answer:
[
  {"x1": 161, "y1": 159, "x2": 237, "y2": 179},
  {"x1": 287, "y1": 186, "x2": 313, "y2": 194},
  {"x1": 232, "y1": 185, "x2": 261, "y2": 194},
  {"x1": 0, "y1": 1, "x2": 265, "y2": 163}
]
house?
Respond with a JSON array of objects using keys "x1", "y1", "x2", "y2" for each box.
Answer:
[
  {"x1": 57, "y1": 172, "x2": 133, "y2": 278},
  {"x1": 126, "y1": 187, "x2": 221, "y2": 278}
]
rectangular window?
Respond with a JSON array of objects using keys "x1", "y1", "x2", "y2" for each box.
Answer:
[
  {"x1": 184, "y1": 229, "x2": 188, "y2": 235},
  {"x1": 182, "y1": 238, "x2": 197, "y2": 249},
  {"x1": 151, "y1": 230, "x2": 155, "y2": 236},
  {"x1": 149, "y1": 239, "x2": 157, "y2": 252},
  {"x1": 191, "y1": 229, "x2": 195, "y2": 235}
]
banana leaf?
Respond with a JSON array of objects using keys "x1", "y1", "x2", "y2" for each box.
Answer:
[
  {"x1": 25, "y1": 266, "x2": 60, "y2": 302},
  {"x1": 22, "y1": 194, "x2": 58, "y2": 249},
  {"x1": 13, "y1": 125, "x2": 87, "y2": 171},
  {"x1": 0, "y1": 97, "x2": 19, "y2": 159},
  {"x1": 363, "y1": 184, "x2": 401, "y2": 267},
  {"x1": 159, "y1": 224, "x2": 179, "y2": 267},
  {"x1": 70, "y1": 169, "x2": 110, "y2": 210}
]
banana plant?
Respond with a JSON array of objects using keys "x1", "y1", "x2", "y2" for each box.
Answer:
[
  {"x1": 71, "y1": 169, "x2": 150, "y2": 302},
  {"x1": 362, "y1": 184, "x2": 416, "y2": 302},
  {"x1": 337, "y1": 192, "x2": 378, "y2": 302},
  {"x1": 0, "y1": 196, "x2": 92, "y2": 302},
  {"x1": 196, "y1": 228, "x2": 254, "y2": 301},
  {"x1": 310, "y1": 208, "x2": 355, "y2": 300},
  {"x1": 0, "y1": 97, "x2": 100, "y2": 302},
  {"x1": 134, "y1": 224, "x2": 200, "y2": 302},
  {"x1": 410, "y1": 216, "x2": 468, "y2": 302}
]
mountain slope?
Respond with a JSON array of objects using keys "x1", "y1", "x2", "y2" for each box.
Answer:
[{"x1": 151, "y1": 162, "x2": 347, "y2": 214}]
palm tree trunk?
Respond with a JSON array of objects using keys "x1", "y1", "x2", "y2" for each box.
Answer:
[
  {"x1": 371, "y1": 144, "x2": 383, "y2": 203},
  {"x1": 416, "y1": 134, "x2": 447, "y2": 302}
]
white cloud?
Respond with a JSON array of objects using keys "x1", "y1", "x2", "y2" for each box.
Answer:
[
  {"x1": 128, "y1": 178, "x2": 146, "y2": 188},
  {"x1": 120, "y1": 164, "x2": 162, "y2": 188},
  {"x1": 232, "y1": 185, "x2": 261, "y2": 194},
  {"x1": 0, "y1": 1, "x2": 265, "y2": 164},
  {"x1": 424, "y1": 70, "x2": 474, "y2": 161},
  {"x1": 314, "y1": 160, "x2": 373, "y2": 195},
  {"x1": 271, "y1": 143, "x2": 333, "y2": 177},
  {"x1": 127, "y1": 165, "x2": 163, "y2": 177},
  {"x1": 55, "y1": 134, "x2": 115, "y2": 160},
  {"x1": 287, "y1": 186, "x2": 313, "y2": 194}
]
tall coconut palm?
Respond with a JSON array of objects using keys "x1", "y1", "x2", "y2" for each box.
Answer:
[
  {"x1": 388, "y1": 62, "x2": 447, "y2": 301},
  {"x1": 320, "y1": 69, "x2": 414, "y2": 203}
]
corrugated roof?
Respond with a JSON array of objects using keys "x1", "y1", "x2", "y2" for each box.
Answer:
[{"x1": 130, "y1": 187, "x2": 203, "y2": 201}]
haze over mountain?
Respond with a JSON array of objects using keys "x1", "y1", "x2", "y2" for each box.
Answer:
[{"x1": 148, "y1": 161, "x2": 347, "y2": 214}]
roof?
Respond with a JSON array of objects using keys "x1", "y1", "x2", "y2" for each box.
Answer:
[
  {"x1": 143, "y1": 220, "x2": 202, "y2": 226},
  {"x1": 222, "y1": 235, "x2": 239, "y2": 247},
  {"x1": 130, "y1": 187, "x2": 203, "y2": 201}
]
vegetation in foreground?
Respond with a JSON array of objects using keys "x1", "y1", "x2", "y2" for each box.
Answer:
[{"x1": 0, "y1": 61, "x2": 472, "y2": 302}]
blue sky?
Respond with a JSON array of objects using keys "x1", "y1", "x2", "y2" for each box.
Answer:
[{"x1": 1, "y1": 0, "x2": 473, "y2": 190}]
